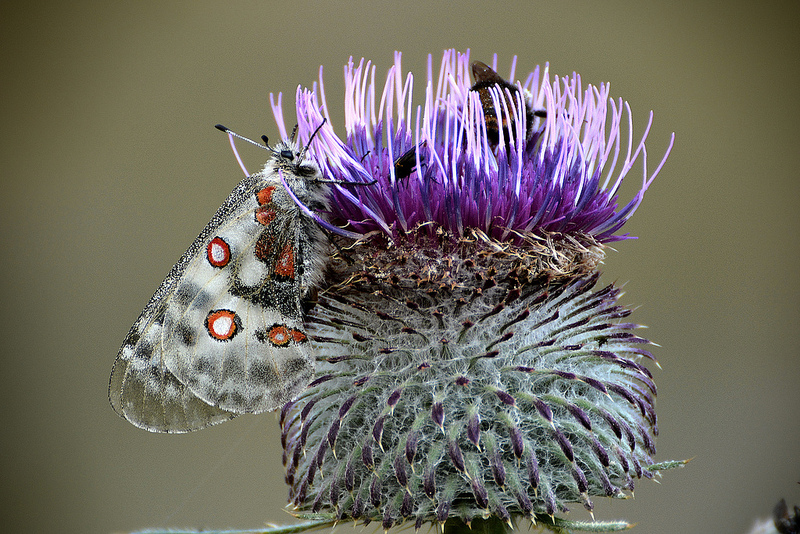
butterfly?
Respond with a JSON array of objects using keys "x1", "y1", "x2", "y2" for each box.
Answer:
[
  {"x1": 470, "y1": 61, "x2": 546, "y2": 148},
  {"x1": 109, "y1": 120, "x2": 355, "y2": 433}
]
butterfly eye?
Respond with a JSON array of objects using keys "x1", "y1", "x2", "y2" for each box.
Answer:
[{"x1": 280, "y1": 149, "x2": 294, "y2": 161}]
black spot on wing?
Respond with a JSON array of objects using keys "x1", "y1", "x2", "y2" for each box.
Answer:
[
  {"x1": 192, "y1": 357, "x2": 214, "y2": 375},
  {"x1": 175, "y1": 283, "x2": 201, "y2": 307},
  {"x1": 176, "y1": 321, "x2": 196, "y2": 346},
  {"x1": 146, "y1": 363, "x2": 164, "y2": 382},
  {"x1": 192, "y1": 290, "x2": 212, "y2": 310},
  {"x1": 135, "y1": 340, "x2": 155, "y2": 361},
  {"x1": 219, "y1": 390, "x2": 249, "y2": 410},
  {"x1": 229, "y1": 278, "x2": 302, "y2": 320},
  {"x1": 124, "y1": 329, "x2": 141, "y2": 347},
  {"x1": 254, "y1": 328, "x2": 268, "y2": 343},
  {"x1": 221, "y1": 355, "x2": 245, "y2": 382},
  {"x1": 248, "y1": 360, "x2": 279, "y2": 386},
  {"x1": 282, "y1": 355, "x2": 310, "y2": 376}
]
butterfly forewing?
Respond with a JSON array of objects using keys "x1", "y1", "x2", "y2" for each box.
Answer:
[
  {"x1": 110, "y1": 152, "x2": 324, "y2": 433},
  {"x1": 161, "y1": 181, "x2": 313, "y2": 414}
]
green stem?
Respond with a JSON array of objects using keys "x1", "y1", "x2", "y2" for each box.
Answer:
[{"x1": 444, "y1": 517, "x2": 513, "y2": 534}]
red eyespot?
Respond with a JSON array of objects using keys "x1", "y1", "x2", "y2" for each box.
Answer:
[
  {"x1": 206, "y1": 237, "x2": 231, "y2": 267},
  {"x1": 205, "y1": 309, "x2": 240, "y2": 341},
  {"x1": 268, "y1": 325, "x2": 292, "y2": 346}
]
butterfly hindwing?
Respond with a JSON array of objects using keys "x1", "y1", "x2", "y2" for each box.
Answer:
[
  {"x1": 110, "y1": 162, "x2": 323, "y2": 432},
  {"x1": 108, "y1": 321, "x2": 237, "y2": 433}
]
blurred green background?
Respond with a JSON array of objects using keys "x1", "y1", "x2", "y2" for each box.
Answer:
[{"x1": 2, "y1": 2, "x2": 798, "y2": 533}]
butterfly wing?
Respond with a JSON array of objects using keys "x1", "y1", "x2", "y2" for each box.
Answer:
[
  {"x1": 109, "y1": 316, "x2": 237, "y2": 433},
  {"x1": 109, "y1": 172, "x2": 315, "y2": 432}
]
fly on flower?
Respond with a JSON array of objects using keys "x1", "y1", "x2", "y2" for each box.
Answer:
[{"x1": 470, "y1": 60, "x2": 546, "y2": 149}]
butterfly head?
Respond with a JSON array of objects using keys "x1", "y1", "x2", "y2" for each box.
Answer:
[
  {"x1": 268, "y1": 140, "x2": 323, "y2": 181},
  {"x1": 265, "y1": 118, "x2": 328, "y2": 185}
]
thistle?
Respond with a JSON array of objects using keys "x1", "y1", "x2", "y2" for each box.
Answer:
[{"x1": 249, "y1": 50, "x2": 677, "y2": 533}]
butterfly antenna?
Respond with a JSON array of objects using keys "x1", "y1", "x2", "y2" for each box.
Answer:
[
  {"x1": 298, "y1": 118, "x2": 328, "y2": 161},
  {"x1": 215, "y1": 124, "x2": 272, "y2": 152}
]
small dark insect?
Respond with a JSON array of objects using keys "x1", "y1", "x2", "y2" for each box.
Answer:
[
  {"x1": 393, "y1": 143, "x2": 425, "y2": 180},
  {"x1": 470, "y1": 61, "x2": 545, "y2": 149},
  {"x1": 774, "y1": 499, "x2": 800, "y2": 534}
]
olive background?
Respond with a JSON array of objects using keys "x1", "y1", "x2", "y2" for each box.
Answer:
[{"x1": 2, "y1": 2, "x2": 798, "y2": 533}]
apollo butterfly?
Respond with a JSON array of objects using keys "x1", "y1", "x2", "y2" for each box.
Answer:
[{"x1": 109, "y1": 120, "x2": 363, "y2": 433}]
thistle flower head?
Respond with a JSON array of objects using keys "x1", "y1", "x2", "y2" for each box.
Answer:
[
  {"x1": 242, "y1": 50, "x2": 676, "y2": 532},
  {"x1": 281, "y1": 50, "x2": 672, "y2": 248}
]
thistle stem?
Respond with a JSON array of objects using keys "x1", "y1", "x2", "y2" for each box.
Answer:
[{"x1": 444, "y1": 517, "x2": 513, "y2": 534}]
